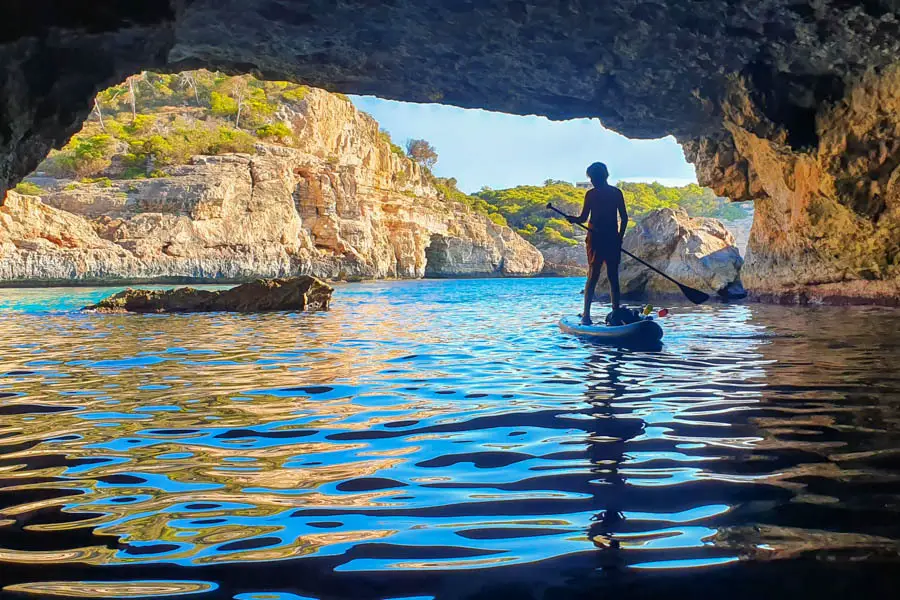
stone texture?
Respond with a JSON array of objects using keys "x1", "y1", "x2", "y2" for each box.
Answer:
[
  {"x1": 7, "y1": 0, "x2": 900, "y2": 196},
  {"x1": 685, "y1": 68, "x2": 900, "y2": 300},
  {"x1": 536, "y1": 233, "x2": 589, "y2": 276},
  {"x1": 597, "y1": 208, "x2": 745, "y2": 299},
  {"x1": 84, "y1": 276, "x2": 333, "y2": 313},
  {"x1": 6, "y1": 1, "x2": 900, "y2": 301},
  {"x1": 0, "y1": 89, "x2": 542, "y2": 284}
]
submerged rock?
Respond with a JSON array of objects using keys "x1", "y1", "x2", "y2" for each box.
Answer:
[
  {"x1": 84, "y1": 276, "x2": 333, "y2": 313},
  {"x1": 598, "y1": 208, "x2": 745, "y2": 300}
]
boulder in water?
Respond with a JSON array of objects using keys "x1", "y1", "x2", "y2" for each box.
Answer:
[
  {"x1": 599, "y1": 208, "x2": 745, "y2": 300},
  {"x1": 85, "y1": 276, "x2": 333, "y2": 313}
]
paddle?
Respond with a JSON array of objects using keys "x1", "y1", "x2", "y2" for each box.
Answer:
[{"x1": 547, "y1": 203, "x2": 710, "y2": 305}]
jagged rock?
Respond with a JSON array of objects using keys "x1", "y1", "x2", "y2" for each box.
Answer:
[
  {"x1": 84, "y1": 276, "x2": 333, "y2": 313},
  {"x1": 536, "y1": 235, "x2": 589, "y2": 276},
  {"x1": 685, "y1": 68, "x2": 900, "y2": 301},
  {"x1": 0, "y1": 89, "x2": 542, "y2": 283},
  {"x1": 597, "y1": 208, "x2": 745, "y2": 299}
]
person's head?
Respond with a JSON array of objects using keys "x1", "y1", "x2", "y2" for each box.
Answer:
[{"x1": 586, "y1": 162, "x2": 609, "y2": 185}]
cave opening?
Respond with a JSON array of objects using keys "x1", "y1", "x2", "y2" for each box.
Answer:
[
  {"x1": 423, "y1": 233, "x2": 449, "y2": 278},
  {"x1": 1, "y1": 67, "x2": 753, "y2": 285}
]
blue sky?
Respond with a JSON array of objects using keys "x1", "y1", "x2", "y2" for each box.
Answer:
[{"x1": 351, "y1": 96, "x2": 696, "y2": 193}]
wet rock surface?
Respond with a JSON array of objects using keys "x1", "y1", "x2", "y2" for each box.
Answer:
[{"x1": 84, "y1": 276, "x2": 333, "y2": 313}]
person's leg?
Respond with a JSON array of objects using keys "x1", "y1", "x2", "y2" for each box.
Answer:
[
  {"x1": 583, "y1": 262, "x2": 603, "y2": 325},
  {"x1": 607, "y1": 255, "x2": 621, "y2": 309}
]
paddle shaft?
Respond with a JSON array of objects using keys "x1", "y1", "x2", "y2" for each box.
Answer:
[{"x1": 547, "y1": 204, "x2": 695, "y2": 291}]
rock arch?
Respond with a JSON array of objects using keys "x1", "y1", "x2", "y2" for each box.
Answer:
[{"x1": 5, "y1": 0, "x2": 900, "y2": 299}]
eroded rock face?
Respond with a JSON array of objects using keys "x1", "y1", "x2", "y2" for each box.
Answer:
[
  {"x1": 424, "y1": 230, "x2": 542, "y2": 277},
  {"x1": 686, "y1": 68, "x2": 900, "y2": 301},
  {"x1": 597, "y1": 208, "x2": 745, "y2": 299},
  {"x1": 6, "y1": 1, "x2": 900, "y2": 301},
  {"x1": 0, "y1": 90, "x2": 542, "y2": 284},
  {"x1": 536, "y1": 234, "x2": 589, "y2": 276},
  {"x1": 84, "y1": 276, "x2": 333, "y2": 313}
]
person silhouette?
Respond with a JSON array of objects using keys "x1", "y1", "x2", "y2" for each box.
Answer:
[{"x1": 568, "y1": 162, "x2": 628, "y2": 325}]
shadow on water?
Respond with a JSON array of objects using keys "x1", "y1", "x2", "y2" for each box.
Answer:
[{"x1": 0, "y1": 280, "x2": 899, "y2": 599}]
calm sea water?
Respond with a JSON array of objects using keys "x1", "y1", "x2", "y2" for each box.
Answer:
[{"x1": 0, "y1": 278, "x2": 899, "y2": 599}]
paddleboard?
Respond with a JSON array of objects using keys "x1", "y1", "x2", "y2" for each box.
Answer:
[{"x1": 558, "y1": 315, "x2": 663, "y2": 345}]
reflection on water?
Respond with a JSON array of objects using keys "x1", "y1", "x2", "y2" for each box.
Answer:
[{"x1": 0, "y1": 279, "x2": 899, "y2": 599}]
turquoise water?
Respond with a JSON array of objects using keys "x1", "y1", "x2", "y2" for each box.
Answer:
[{"x1": 0, "y1": 278, "x2": 899, "y2": 599}]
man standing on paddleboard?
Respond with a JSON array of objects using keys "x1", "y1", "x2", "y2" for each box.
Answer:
[{"x1": 567, "y1": 162, "x2": 629, "y2": 325}]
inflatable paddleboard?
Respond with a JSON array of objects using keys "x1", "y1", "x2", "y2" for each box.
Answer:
[{"x1": 558, "y1": 315, "x2": 663, "y2": 345}]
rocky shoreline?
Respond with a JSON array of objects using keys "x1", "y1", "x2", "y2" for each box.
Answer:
[
  {"x1": 0, "y1": 89, "x2": 542, "y2": 284},
  {"x1": 749, "y1": 281, "x2": 900, "y2": 308}
]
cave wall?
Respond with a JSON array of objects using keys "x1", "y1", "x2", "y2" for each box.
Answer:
[
  {"x1": 685, "y1": 68, "x2": 900, "y2": 300},
  {"x1": 6, "y1": 0, "x2": 900, "y2": 299}
]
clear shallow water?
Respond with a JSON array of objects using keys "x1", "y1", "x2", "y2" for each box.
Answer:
[{"x1": 0, "y1": 278, "x2": 899, "y2": 599}]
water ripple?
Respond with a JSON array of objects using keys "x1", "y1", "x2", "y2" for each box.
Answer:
[{"x1": 0, "y1": 280, "x2": 899, "y2": 598}]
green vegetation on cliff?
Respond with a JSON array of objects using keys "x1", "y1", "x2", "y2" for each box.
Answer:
[
  {"x1": 37, "y1": 71, "x2": 314, "y2": 180},
  {"x1": 431, "y1": 177, "x2": 508, "y2": 226},
  {"x1": 474, "y1": 181, "x2": 750, "y2": 246}
]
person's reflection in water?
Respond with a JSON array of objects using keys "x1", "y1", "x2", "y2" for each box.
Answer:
[{"x1": 582, "y1": 345, "x2": 645, "y2": 574}]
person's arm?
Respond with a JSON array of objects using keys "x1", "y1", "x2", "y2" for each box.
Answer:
[
  {"x1": 568, "y1": 190, "x2": 591, "y2": 224},
  {"x1": 617, "y1": 190, "x2": 628, "y2": 242}
]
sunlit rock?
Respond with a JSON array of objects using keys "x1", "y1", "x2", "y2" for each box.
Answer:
[
  {"x1": 0, "y1": 90, "x2": 542, "y2": 283},
  {"x1": 597, "y1": 208, "x2": 745, "y2": 299},
  {"x1": 685, "y1": 68, "x2": 900, "y2": 303}
]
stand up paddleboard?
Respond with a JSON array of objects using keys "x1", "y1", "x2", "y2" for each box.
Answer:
[{"x1": 559, "y1": 315, "x2": 663, "y2": 345}]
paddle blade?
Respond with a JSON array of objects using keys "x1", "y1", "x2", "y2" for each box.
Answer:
[{"x1": 679, "y1": 284, "x2": 710, "y2": 305}]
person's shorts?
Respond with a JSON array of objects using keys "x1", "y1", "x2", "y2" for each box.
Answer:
[{"x1": 585, "y1": 232, "x2": 620, "y2": 270}]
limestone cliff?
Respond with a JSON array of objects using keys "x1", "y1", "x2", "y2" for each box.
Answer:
[
  {"x1": 0, "y1": 90, "x2": 542, "y2": 284},
  {"x1": 536, "y1": 235, "x2": 588, "y2": 277}
]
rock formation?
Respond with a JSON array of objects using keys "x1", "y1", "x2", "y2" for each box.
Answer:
[
  {"x1": 84, "y1": 276, "x2": 333, "y2": 313},
  {"x1": 6, "y1": 1, "x2": 900, "y2": 301},
  {"x1": 535, "y1": 234, "x2": 589, "y2": 276},
  {"x1": 685, "y1": 69, "x2": 900, "y2": 303},
  {"x1": 596, "y1": 208, "x2": 745, "y2": 300},
  {"x1": 0, "y1": 89, "x2": 542, "y2": 284}
]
